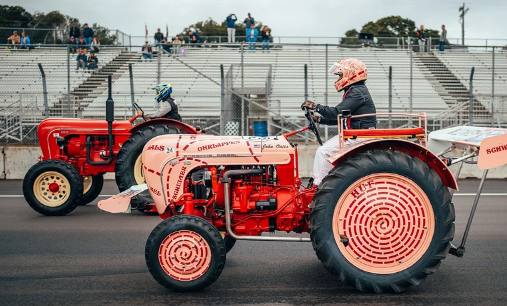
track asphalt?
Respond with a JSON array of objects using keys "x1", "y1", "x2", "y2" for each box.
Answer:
[{"x1": 0, "y1": 179, "x2": 506, "y2": 306}]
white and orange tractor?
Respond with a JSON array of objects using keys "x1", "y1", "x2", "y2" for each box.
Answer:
[{"x1": 99, "y1": 108, "x2": 507, "y2": 293}]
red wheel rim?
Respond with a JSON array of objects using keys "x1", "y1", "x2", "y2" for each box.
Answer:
[
  {"x1": 158, "y1": 230, "x2": 211, "y2": 281},
  {"x1": 332, "y1": 173, "x2": 435, "y2": 274}
]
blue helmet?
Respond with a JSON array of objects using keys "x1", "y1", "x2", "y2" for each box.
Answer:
[{"x1": 152, "y1": 83, "x2": 173, "y2": 102}]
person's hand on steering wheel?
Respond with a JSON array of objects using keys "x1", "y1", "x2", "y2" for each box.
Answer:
[
  {"x1": 301, "y1": 100, "x2": 316, "y2": 110},
  {"x1": 133, "y1": 103, "x2": 148, "y2": 121},
  {"x1": 302, "y1": 104, "x2": 323, "y2": 146}
]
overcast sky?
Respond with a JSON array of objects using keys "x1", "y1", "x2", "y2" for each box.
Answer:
[{"x1": 6, "y1": 0, "x2": 507, "y2": 44}]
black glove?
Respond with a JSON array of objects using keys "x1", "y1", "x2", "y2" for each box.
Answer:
[
  {"x1": 312, "y1": 112, "x2": 321, "y2": 123},
  {"x1": 301, "y1": 100, "x2": 316, "y2": 110}
]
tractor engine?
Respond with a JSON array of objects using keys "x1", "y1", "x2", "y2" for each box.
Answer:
[{"x1": 203, "y1": 166, "x2": 311, "y2": 236}]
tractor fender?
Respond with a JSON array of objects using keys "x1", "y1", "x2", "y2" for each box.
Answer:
[
  {"x1": 129, "y1": 118, "x2": 199, "y2": 135},
  {"x1": 328, "y1": 139, "x2": 458, "y2": 190}
]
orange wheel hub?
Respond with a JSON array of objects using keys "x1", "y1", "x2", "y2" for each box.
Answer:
[
  {"x1": 332, "y1": 173, "x2": 435, "y2": 274},
  {"x1": 158, "y1": 230, "x2": 211, "y2": 281}
]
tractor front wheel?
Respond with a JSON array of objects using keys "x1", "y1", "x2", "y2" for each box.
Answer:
[
  {"x1": 145, "y1": 215, "x2": 226, "y2": 291},
  {"x1": 80, "y1": 175, "x2": 104, "y2": 205},
  {"x1": 115, "y1": 125, "x2": 180, "y2": 210},
  {"x1": 23, "y1": 160, "x2": 83, "y2": 216},
  {"x1": 310, "y1": 150, "x2": 455, "y2": 293}
]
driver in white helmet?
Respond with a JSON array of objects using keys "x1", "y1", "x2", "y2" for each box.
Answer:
[
  {"x1": 137, "y1": 83, "x2": 182, "y2": 121},
  {"x1": 301, "y1": 58, "x2": 377, "y2": 186}
]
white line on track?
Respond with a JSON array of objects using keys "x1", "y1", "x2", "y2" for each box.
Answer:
[{"x1": 0, "y1": 193, "x2": 506, "y2": 198}]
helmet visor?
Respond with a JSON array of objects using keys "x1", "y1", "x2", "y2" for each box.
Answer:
[{"x1": 328, "y1": 62, "x2": 344, "y2": 75}]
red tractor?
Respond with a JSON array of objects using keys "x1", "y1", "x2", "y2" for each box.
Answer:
[
  {"x1": 99, "y1": 109, "x2": 507, "y2": 293},
  {"x1": 22, "y1": 77, "x2": 199, "y2": 216}
]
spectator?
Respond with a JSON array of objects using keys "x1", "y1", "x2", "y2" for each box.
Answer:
[
  {"x1": 261, "y1": 26, "x2": 270, "y2": 52},
  {"x1": 246, "y1": 24, "x2": 258, "y2": 51},
  {"x1": 68, "y1": 36, "x2": 78, "y2": 54},
  {"x1": 7, "y1": 31, "x2": 20, "y2": 48},
  {"x1": 83, "y1": 23, "x2": 94, "y2": 50},
  {"x1": 439, "y1": 25, "x2": 447, "y2": 52},
  {"x1": 244, "y1": 13, "x2": 255, "y2": 28},
  {"x1": 188, "y1": 30, "x2": 200, "y2": 46},
  {"x1": 416, "y1": 25, "x2": 427, "y2": 53},
  {"x1": 69, "y1": 22, "x2": 80, "y2": 38},
  {"x1": 160, "y1": 38, "x2": 171, "y2": 55},
  {"x1": 76, "y1": 49, "x2": 87, "y2": 71},
  {"x1": 91, "y1": 37, "x2": 100, "y2": 53},
  {"x1": 77, "y1": 36, "x2": 87, "y2": 54},
  {"x1": 20, "y1": 32, "x2": 30, "y2": 50},
  {"x1": 87, "y1": 51, "x2": 98, "y2": 72},
  {"x1": 226, "y1": 14, "x2": 237, "y2": 43},
  {"x1": 172, "y1": 35, "x2": 182, "y2": 56},
  {"x1": 142, "y1": 41, "x2": 153, "y2": 62},
  {"x1": 154, "y1": 28, "x2": 164, "y2": 46}
]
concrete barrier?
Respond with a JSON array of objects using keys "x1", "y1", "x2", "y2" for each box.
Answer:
[{"x1": 1, "y1": 146, "x2": 506, "y2": 180}]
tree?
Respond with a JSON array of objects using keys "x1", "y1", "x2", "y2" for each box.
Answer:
[
  {"x1": 91, "y1": 22, "x2": 116, "y2": 45},
  {"x1": 340, "y1": 29, "x2": 359, "y2": 45},
  {"x1": 0, "y1": 5, "x2": 116, "y2": 44},
  {"x1": 342, "y1": 16, "x2": 440, "y2": 46}
]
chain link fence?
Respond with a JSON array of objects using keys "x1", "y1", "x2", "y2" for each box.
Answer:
[{"x1": 1, "y1": 43, "x2": 506, "y2": 146}]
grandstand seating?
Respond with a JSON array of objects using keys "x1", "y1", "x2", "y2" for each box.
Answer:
[
  {"x1": 435, "y1": 51, "x2": 507, "y2": 117},
  {"x1": 0, "y1": 48, "x2": 122, "y2": 108},
  {"x1": 83, "y1": 47, "x2": 449, "y2": 119}
]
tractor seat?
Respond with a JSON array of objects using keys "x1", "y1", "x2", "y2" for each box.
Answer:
[{"x1": 343, "y1": 127, "x2": 425, "y2": 138}]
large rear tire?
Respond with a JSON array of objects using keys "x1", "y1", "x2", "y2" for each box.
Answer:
[
  {"x1": 23, "y1": 160, "x2": 83, "y2": 216},
  {"x1": 145, "y1": 215, "x2": 226, "y2": 291},
  {"x1": 80, "y1": 175, "x2": 104, "y2": 205},
  {"x1": 309, "y1": 150, "x2": 455, "y2": 293},
  {"x1": 115, "y1": 125, "x2": 181, "y2": 209}
]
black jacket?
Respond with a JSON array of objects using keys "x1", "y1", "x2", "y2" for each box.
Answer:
[
  {"x1": 315, "y1": 82, "x2": 377, "y2": 129},
  {"x1": 154, "y1": 32, "x2": 164, "y2": 41},
  {"x1": 261, "y1": 31, "x2": 270, "y2": 39},
  {"x1": 69, "y1": 27, "x2": 80, "y2": 38}
]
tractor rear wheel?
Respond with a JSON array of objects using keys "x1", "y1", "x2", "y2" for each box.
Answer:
[
  {"x1": 310, "y1": 150, "x2": 455, "y2": 293},
  {"x1": 23, "y1": 160, "x2": 83, "y2": 216},
  {"x1": 79, "y1": 175, "x2": 104, "y2": 205},
  {"x1": 145, "y1": 215, "x2": 226, "y2": 291},
  {"x1": 115, "y1": 125, "x2": 180, "y2": 209}
]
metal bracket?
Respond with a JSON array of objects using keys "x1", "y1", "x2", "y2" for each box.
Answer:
[{"x1": 449, "y1": 169, "x2": 489, "y2": 258}]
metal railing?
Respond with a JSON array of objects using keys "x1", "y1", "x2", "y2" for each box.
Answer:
[{"x1": 1, "y1": 43, "x2": 506, "y2": 145}]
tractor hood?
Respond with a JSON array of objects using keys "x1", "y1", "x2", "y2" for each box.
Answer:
[
  {"x1": 37, "y1": 118, "x2": 133, "y2": 160},
  {"x1": 142, "y1": 134, "x2": 295, "y2": 214}
]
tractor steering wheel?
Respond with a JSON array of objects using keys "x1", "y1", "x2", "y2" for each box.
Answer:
[
  {"x1": 133, "y1": 102, "x2": 148, "y2": 121},
  {"x1": 304, "y1": 108, "x2": 323, "y2": 146}
]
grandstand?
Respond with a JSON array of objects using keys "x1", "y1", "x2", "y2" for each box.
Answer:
[{"x1": 1, "y1": 44, "x2": 506, "y2": 144}]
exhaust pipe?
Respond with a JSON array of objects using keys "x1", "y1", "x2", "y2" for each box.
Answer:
[
  {"x1": 221, "y1": 169, "x2": 311, "y2": 242},
  {"x1": 86, "y1": 75, "x2": 114, "y2": 165}
]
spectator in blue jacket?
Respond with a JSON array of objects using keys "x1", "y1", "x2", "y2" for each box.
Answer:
[
  {"x1": 20, "y1": 32, "x2": 30, "y2": 49},
  {"x1": 246, "y1": 24, "x2": 258, "y2": 51},
  {"x1": 83, "y1": 23, "x2": 94, "y2": 50},
  {"x1": 188, "y1": 30, "x2": 200, "y2": 46},
  {"x1": 226, "y1": 14, "x2": 237, "y2": 43},
  {"x1": 76, "y1": 49, "x2": 87, "y2": 71}
]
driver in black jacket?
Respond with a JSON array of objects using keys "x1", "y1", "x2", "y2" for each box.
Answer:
[
  {"x1": 137, "y1": 83, "x2": 182, "y2": 121},
  {"x1": 301, "y1": 58, "x2": 377, "y2": 185}
]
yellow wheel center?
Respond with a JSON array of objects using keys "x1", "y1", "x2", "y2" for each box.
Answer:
[
  {"x1": 134, "y1": 154, "x2": 145, "y2": 185},
  {"x1": 33, "y1": 171, "x2": 71, "y2": 207},
  {"x1": 82, "y1": 176, "x2": 93, "y2": 194}
]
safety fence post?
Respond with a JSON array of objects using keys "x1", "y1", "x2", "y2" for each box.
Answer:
[
  {"x1": 220, "y1": 64, "x2": 225, "y2": 135},
  {"x1": 304, "y1": 64, "x2": 309, "y2": 145},
  {"x1": 67, "y1": 45, "x2": 71, "y2": 117},
  {"x1": 408, "y1": 39, "x2": 413, "y2": 127},
  {"x1": 129, "y1": 63, "x2": 135, "y2": 117},
  {"x1": 324, "y1": 44, "x2": 329, "y2": 141},
  {"x1": 241, "y1": 42, "x2": 245, "y2": 136},
  {"x1": 469, "y1": 67, "x2": 475, "y2": 126},
  {"x1": 388, "y1": 66, "x2": 393, "y2": 128},
  {"x1": 38, "y1": 63, "x2": 49, "y2": 118}
]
